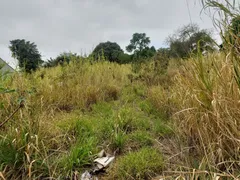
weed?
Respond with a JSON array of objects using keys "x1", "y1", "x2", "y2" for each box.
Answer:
[
  {"x1": 0, "y1": 138, "x2": 24, "y2": 170},
  {"x1": 152, "y1": 118, "x2": 173, "y2": 137},
  {"x1": 110, "y1": 127, "x2": 126, "y2": 153},
  {"x1": 59, "y1": 137, "x2": 97, "y2": 174},
  {"x1": 1, "y1": 43, "x2": 240, "y2": 179},
  {"x1": 111, "y1": 147, "x2": 164, "y2": 180},
  {"x1": 126, "y1": 131, "x2": 154, "y2": 150}
]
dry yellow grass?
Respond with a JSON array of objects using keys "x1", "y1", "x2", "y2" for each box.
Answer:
[
  {"x1": 0, "y1": 60, "x2": 132, "y2": 179},
  {"x1": 148, "y1": 53, "x2": 240, "y2": 177},
  {"x1": 1, "y1": 53, "x2": 240, "y2": 179}
]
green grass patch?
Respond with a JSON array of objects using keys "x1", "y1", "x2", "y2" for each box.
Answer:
[
  {"x1": 59, "y1": 136, "x2": 98, "y2": 174},
  {"x1": 139, "y1": 100, "x2": 164, "y2": 118},
  {"x1": 91, "y1": 102, "x2": 114, "y2": 118},
  {"x1": 109, "y1": 127, "x2": 127, "y2": 153},
  {"x1": 126, "y1": 130, "x2": 154, "y2": 150},
  {"x1": 152, "y1": 118, "x2": 173, "y2": 137},
  {"x1": 112, "y1": 147, "x2": 164, "y2": 180},
  {"x1": 0, "y1": 138, "x2": 24, "y2": 170},
  {"x1": 116, "y1": 107, "x2": 151, "y2": 133}
]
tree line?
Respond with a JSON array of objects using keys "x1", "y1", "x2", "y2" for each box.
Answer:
[{"x1": 7, "y1": 18, "x2": 240, "y2": 73}]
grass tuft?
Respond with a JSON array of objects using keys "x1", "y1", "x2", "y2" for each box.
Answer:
[{"x1": 111, "y1": 147, "x2": 164, "y2": 180}]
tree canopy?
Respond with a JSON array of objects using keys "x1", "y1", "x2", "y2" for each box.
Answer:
[
  {"x1": 167, "y1": 24, "x2": 216, "y2": 58},
  {"x1": 126, "y1": 33, "x2": 150, "y2": 53},
  {"x1": 44, "y1": 52, "x2": 79, "y2": 68},
  {"x1": 92, "y1": 41, "x2": 123, "y2": 63},
  {"x1": 126, "y1": 33, "x2": 156, "y2": 59},
  {"x1": 9, "y1": 39, "x2": 43, "y2": 73}
]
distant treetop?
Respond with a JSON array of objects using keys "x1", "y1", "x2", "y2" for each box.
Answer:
[
  {"x1": 92, "y1": 41, "x2": 123, "y2": 63},
  {"x1": 9, "y1": 39, "x2": 43, "y2": 73}
]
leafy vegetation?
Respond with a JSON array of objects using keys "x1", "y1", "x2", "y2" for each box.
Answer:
[
  {"x1": 92, "y1": 41, "x2": 124, "y2": 63},
  {"x1": 110, "y1": 147, "x2": 163, "y2": 180},
  {"x1": 44, "y1": 52, "x2": 80, "y2": 68},
  {"x1": 126, "y1": 32, "x2": 156, "y2": 60},
  {"x1": 167, "y1": 23, "x2": 216, "y2": 58},
  {"x1": 9, "y1": 39, "x2": 43, "y2": 73}
]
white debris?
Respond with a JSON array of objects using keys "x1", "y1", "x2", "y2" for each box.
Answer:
[
  {"x1": 97, "y1": 149, "x2": 106, "y2": 158},
  {"x1": 94, "y1": 156, "x2": 115, "y2": 168},
  {"x1": 81, "y1": 150, "x2": 115, "y2": 179},
  {"x1": 81, "y1": 171, "x2": 92, "y2": 180}
]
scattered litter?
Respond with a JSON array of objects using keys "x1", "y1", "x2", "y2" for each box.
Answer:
[
  {"x1": 94, "y1": 156, "x2": 115, "y2": 168},
  {"x1": 97, "y1": 149, "x2": 106, "y2": 158},
  {"x1": 80, "y1": 150, "x2": 115, "y2": 180},
  {"x1": 81, "y1": 171, "x2": 92, "y2": 180},
  {"x1": 92, "y1": 150, "x2": 115, "y2": 173}
]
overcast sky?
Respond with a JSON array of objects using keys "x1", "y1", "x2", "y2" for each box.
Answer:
[{"x1": 1, "y1": 0, "x2": 221, "y2": 67}]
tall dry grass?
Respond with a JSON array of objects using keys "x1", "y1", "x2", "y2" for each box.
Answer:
[
  {"x1": 0, "y1": 60, "x2": 132, "y2": 178},
  {"x1": 148, "y1": 53, "x2": 240, "y2": 177}
]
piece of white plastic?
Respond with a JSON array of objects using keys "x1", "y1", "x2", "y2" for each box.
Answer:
[
  {"x1": 81, "y1": 171, "x2": 92, "y2": 180},
  {"x1": 94, "y1": 156, "x2": 115, "y2": 168}
]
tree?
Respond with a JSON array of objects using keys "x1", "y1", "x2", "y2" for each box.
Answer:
[
  {"x1": 126, "y1": 33, "x2": 155, "y2": 59},
  {"x1": 9, "y1": 39, "x2": 43, "y2": 73},
  {"x1": 167, "y1": 24, "x2": 216, "y2": 58},
  {"x1": 126, "y1": 33, "x2": 150, "y2": 53},
  {"x1": 92, "y1": 41, "x2": 123, "y2": 63},
  {"x1": 117, "y1": 53, "x2": 132, "y2": 64},
  {"x1": 44, "y1": 52, "x2": 79, "y2": 68},
  {"x1": 140, "y1": 46, "x2": 156, "y2": 58}
]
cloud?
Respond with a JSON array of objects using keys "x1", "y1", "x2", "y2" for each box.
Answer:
[{"x1": 0, "y1": 0, "x2": 218, "y2": 66}]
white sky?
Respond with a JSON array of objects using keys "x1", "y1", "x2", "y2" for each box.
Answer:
[{"x1": 0, "y1": 0, "x2": 223, "y2": 68}]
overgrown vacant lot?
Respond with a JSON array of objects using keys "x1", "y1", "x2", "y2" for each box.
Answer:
[{"x1": 0, "y1": 55, "x2": 240, "y2": 179}]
